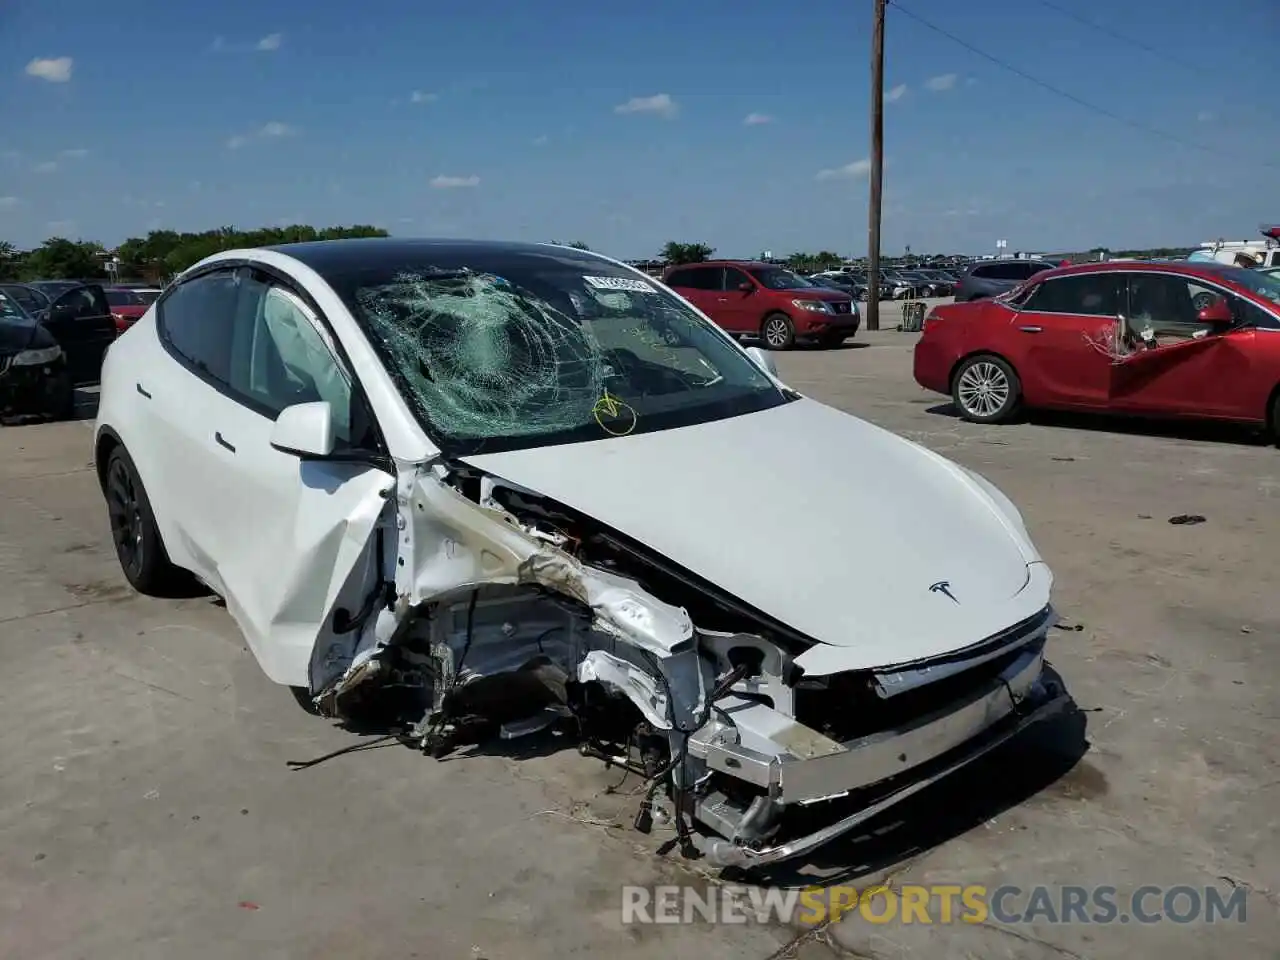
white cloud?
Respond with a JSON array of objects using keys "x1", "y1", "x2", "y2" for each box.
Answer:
[
  {"x1": 256, "y1": 33, "x2": 283, "y2": 51},
  {"x1": 430, "y1": 174, "x2": 480, "y2": 189},
  {"x1": 1197, "y1": 111, "x2": 1214, "y2": 122},
  {"x1": 743, "y1": 112, "x2": 774, "y2": 126},
  {"x1": 926, "y1": 73, "x2": 958, "y2": 92},
  {"x1": 532, "y1": 134, "x2": 549, "y2": 146},
  {"x1": 816, "y1": 158, "x2": 871, "y2": 181},
  {"x1": 614, "y1": 93, "x2": 678, "y2": 118},
  {"x1": 0, "y1": 196, "x2": 18, "y2": 207},
  {"x1": 886, "y1": 83, "x2": 908, "y2": 102},
  {"x1": 33, "y1": 160, "x2": 58, "y2": 173},
  {"x1": 25, "y1": 56, "x2": 73, "y2": 83},
  {"x1": 228, "y1": 122, "x2": 297, "y2": 148},
  {"x1": 59, "y1": 147, "x2": 89, "y2": 159},
  {"x1": 410, "y1": 90, "x2": 438, "y2": 104}
]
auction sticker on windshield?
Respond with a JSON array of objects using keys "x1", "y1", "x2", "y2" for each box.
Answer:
[{"x1": 583, "y1": 276, "x2": 658, "y2": 293}]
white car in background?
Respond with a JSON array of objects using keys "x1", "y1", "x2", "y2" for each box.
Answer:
[{"x1": 94, "y1": 238, "x2": 1070, "y2": 868}]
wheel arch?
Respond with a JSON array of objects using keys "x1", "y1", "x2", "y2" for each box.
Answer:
[
  {"x1": 948, "y1": 349, "x2": 1020, "y2": 395},
  {"x1": 94, "y1": 425, "x2": 124, "y2": 492},
  {"x1": 1266, "y1": 381, "x2": 1280, "y2": 435}
]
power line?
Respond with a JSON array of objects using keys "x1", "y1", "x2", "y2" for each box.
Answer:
[
  {"x1": 889, "y1": 0, "x2": 1280, "y2": 171},
  {"x1": 1032, "y1": 0, "x2": 1200, "y2": 72}
]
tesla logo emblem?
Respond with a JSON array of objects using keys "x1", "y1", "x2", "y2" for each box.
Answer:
[{"x1": 929, "y1": 581, "x2": 959, "y2": 604}]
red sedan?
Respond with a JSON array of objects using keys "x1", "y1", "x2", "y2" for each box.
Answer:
[{"x1": 913, "y1": 260, "x2": 1280, "y2": 439}]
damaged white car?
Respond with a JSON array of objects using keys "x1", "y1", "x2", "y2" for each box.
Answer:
[{"x1": 94, "y1": 239, "x2": 1069, "y2": 867}]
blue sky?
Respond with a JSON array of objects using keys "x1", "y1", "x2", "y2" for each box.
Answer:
[{"x1": 2, "y1": 0, "x2": 1277, "y2": 258}]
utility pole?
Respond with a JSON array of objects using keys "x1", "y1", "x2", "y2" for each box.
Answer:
[{"x1": 866, "y1": 0, "x2": 886, "y2": 331}]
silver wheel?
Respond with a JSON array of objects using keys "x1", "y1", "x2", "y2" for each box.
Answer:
[
  {"x1": 956, "y1": 360, "x2": 1011, "y2": 419},
  {"x1": 763, "y1": 315, "x2": 793, "y2": 349}
]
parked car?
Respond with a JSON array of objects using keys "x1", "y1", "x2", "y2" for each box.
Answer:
[
  {"x1": 664, "y1": 260, "x2": 859, "y2": 348},
  {"x1": 914, "y1": 260, "x2": 1280, "y2": 435},
  {"x1": 0, "y1": 282, "x2": 117, "y2": 385},
  {"x1": 898, "y1": 270, "x2": 952, "y2": 297},
  {"x1": 879, "y1": 271, "x2": 928, "y2": 300},
  {"x1": 94, "y1": 238, "x2": 1068, "y2": 868},
  {"x1": 0, "y1": 288, "x2": 77, "y2": 420},
  {"x1": 953, "y1": 260, "x2": 1056, "y2": 302},
  {"x1": 104, "y1": 287, "x2": 155, "y2": 333}
]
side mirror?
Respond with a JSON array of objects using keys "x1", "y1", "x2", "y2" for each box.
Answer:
[
  {"x1": 270, "y1": 401, "x2": 335, "y2": 458},
  {"x1": 738, "y1": 281, "x2": 755, "y2": 293},
  {"x1": 746, "y1": 346, "x2": 779, "y2": 377},
  {"x1": 1196, "y1": 298, "x2": 1233, "y2": 326}
]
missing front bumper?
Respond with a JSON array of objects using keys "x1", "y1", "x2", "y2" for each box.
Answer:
[{"x1": 690, "y1": 642, "x2": 1068, "y2": 868}]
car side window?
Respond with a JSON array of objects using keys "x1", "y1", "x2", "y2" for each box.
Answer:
[
  {"x1": 677, "y1": 267, "x2": 722, "y2": 291},
  {"x1": 1125, "y1": 274, "x2": 1229, "y2": 337},
  {"x1": 229, "y1": 272, "x2": 356, "y2": 445},
  {"x1": 157, "y1": 270, "x2": 238, "y2": 384},
  {"x1": 1023, "y1": 275, "x2": 1122, "y2": 316},
  {"x1": 722, "y1": 267, "x2": 751, "y2": 291}
]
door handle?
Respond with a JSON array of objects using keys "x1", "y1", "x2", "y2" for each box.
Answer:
[
  {"x1": 136, "y1": 383, "x2": 152, "y2": 399},
  {"x1": 1018, "y1": 325, "x2": 1043, "y2": 333},
  {"x1": 717, "y1": 297, "x2": 729, "y2": 303},
  {"x1": 214, "y1": 432, "x2": 236, "y2": 453}
]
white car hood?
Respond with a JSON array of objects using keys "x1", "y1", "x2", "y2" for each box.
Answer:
[{"x1": 462, "y1": 398, "x2": 1050, "y2": 672}]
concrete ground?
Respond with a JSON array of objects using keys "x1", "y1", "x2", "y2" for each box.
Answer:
[{"x1": 1, "y1": 302, "x2": 1277, "y2": 959}]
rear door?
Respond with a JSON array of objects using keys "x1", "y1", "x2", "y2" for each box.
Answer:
[
  {"x1": 1109, "y1": 273, "x2": 1258, "y2": 419},
  {"x1": 43, "y1": 284, "x2": 117, "y2": 384},
  {"x1": 666, "y1": 266, "x2": 727, "y2": 327},
  {"x1": 1008, "y1": 273, "x2": 1122, "y2": 409},
  {"x1": 717, "y1": 266, "x2": 760, "y2": 334}
]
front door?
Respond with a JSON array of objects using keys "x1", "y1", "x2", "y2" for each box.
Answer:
[
  {"x1": 1007, "y1": 273, "x2": 1122, "y2": 409},
  {"x1": 1109, "y1": 274, "x2": 1256, "y2": 419},
  {"x1": 198, "y1": 268, "x2": 393, "y2": 690}
]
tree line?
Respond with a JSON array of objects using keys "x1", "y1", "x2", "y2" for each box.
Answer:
[{"x1": 0, "y1": 225, "x2": 389, "y2": 283}]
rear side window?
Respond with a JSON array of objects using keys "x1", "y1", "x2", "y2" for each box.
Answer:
[
  {"x1": 667, "y1": 267, "x2": 721, "y2": 290},
  {"x1": 157, "y1": 270, "x2": 239, "y2": 384},
  {"x1": 1023, "y1": 274, "x2": 1123, "y2": 316}
]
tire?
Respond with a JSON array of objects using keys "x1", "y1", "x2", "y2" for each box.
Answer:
[
  {"x1": 46, "y1": 370, "x2": 75, "y2": 421},
  {"x1": 1271, "y1": 391, "x2": 1280, "y2": 448},
  {"x1": 761, "y1": 313, "x2": 796, "y2": 350},
  {"x1": 952, "y1": 355, "x2": 1021, "y2": 424},
  {"x1": 104, "y1": 446, "x2": 186, "y2": 595}
]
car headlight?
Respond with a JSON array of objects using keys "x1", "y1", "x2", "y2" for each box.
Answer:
[
  {"x1": 11, "y1": 345, "x2": 62, "y2": 367},
  {"x1": 792, "y1": 299, "x2": 830, "y2": 313}
]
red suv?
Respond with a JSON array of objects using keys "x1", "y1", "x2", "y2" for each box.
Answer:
[{"x1": 663, "y1": 260, "x2": 860, "y2": 349}]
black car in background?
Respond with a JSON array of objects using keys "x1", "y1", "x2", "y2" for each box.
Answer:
[
  {"x1": 0, "y1": 290, "x2": 76, "y2": 420},
  {"x1": 0, "y1": 282, "x2": 117, "y2": 388},
  {"x1": 952, "y1": 259, "x2": 1056, "y2": 302}
]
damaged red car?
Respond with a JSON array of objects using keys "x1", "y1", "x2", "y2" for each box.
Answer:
[{"x1": 914, "y1": 261, "x2": 1280, "y2": 438}]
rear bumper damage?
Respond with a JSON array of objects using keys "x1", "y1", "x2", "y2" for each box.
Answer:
[{"x1": 312, "y1": 459, "x2": 1069, "y2": 869}]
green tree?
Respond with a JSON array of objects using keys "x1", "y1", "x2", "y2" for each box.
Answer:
[
  {"x1": 113, "y1": 224, "x2": 390, "y2": 281},
  {"x1": 567, "y1": 241, "x2": 591, "y2": 250},
  {"x1": 21, "y1": 238, "x2": 105, "y2": 280},
  {"x1": 661, "y1": 241, "x2": 714, "y2": 265},
  {"x1": 0, "y1": 241, "x2": 20, "y2": 281}
]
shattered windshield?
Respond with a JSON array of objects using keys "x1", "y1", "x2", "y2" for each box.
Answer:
[{"x1": 338, "y1": 249, "x2": 788, "y2": 455}]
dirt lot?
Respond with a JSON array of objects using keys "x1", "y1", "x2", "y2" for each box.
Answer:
[{"x1": 1, "y1": 314, "x2": 1277, "y2": 959}]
